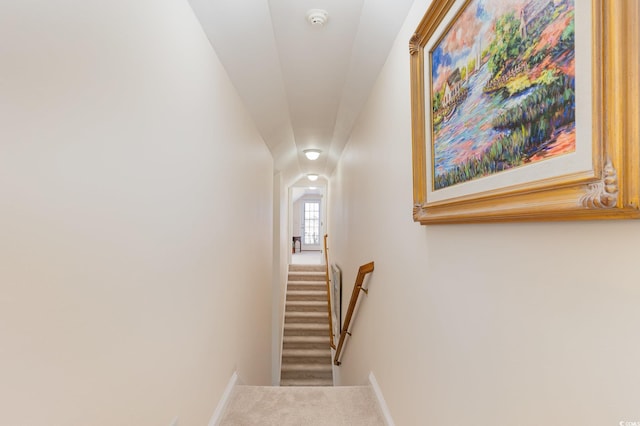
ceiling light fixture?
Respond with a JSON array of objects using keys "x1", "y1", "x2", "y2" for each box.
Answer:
[
  {"x1": 303, "y1": 149, "x2": 322, "y2": 160},
  {"x1": 306, "y1": 9, "x2": 328, "y2": 27},
  {"x1": 307, "y1": 173, "x2": 319, "y2": 182}
]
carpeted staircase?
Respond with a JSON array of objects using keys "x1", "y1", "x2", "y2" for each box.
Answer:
[
  {"x1": 280, "y1": 264, "x2": 333, "y2": 386},
  {"x1": 215, "y1": 262, "x2": 389, "y2": 425}
]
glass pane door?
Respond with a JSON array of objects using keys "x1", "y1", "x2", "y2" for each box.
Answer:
[{"x1": 302, "y1": 201, "x2": 320, "y2": 249}]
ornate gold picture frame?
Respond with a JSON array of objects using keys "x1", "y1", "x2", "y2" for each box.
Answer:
[{"x1": 410, "y1": 0, "x2": 639, "y2": 224}]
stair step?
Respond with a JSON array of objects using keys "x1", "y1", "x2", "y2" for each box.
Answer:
[
  {"x1": 283, "y1": 335, "x2": 330, "y2": 349},
  {"x1": 280, "y1": 378, "x2": 333, "y2": 386},
  {"x1": 281, "y1": 348, "x2": 331, "y2": 365},
  {"x1": 283, "y1": 335, "x2": 329, "y2": 343},
  {"x1": 281, "y1": 363, "x2": 332, "y2": 373},
  {"x1": 280, "y1": 366, "x2": 333, "y2": 381},
  {"x1": 283, "y1": 348, "x2": 331, "y2": 356},
  {"x1": 287, "y1": 286, "x2": 326, "y2": 293},
  {"x1": 285, "y1": 311, "x2": 327, "y2": 324},
  {"x1": 288, "y1": 270, "x2": 325, "y2": 275},
  {"x1": 287, "y1": 271, "x2": 326, "y2": 282},
  {"x1": 284, "y1": 324, "x2": 329, "y2": 337},
  {"x1": 285, "y1": 301, "x2": 327, "y2": 313},
  {"x1": 283, "y1": 323, "x2": 327, "y2": 332},
  {"x1": 286, "y1": 290, "x2": 326, "y2": 297},
  {"x1": 284, "y1": 322, "x2": 328, "y2": 331},
  {"x1": 288, "y1": 264, "x2": 326, "y2": 272},
  {"x1": 287, "y1": 280, "x2": 326, "y2": 285},
  {"x1": 285, "y1": 310, "x2": 326, "y2": 317},
  {"x1": 287, "y1": 282, "x2": 326, "y2": 291},
  {"x1": 286, "y1": 290, "x2": 326, "y2": 301}
]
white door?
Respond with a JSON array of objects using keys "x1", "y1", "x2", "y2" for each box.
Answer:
[{"x1": 301, "y1": 200, "x2": 321, "y2": 251}]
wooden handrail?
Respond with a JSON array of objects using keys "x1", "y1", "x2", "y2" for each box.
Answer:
[
  {"x1": 323, "y1": 235, "x2": 336, "y2": 349},
  {"x1": 333, "y1": 261, "x2": 374, "y2": 366}
]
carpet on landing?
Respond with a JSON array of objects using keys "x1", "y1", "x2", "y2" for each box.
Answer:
[{"x1": 218, "y1": 385, "x2": 386, "y2": 426}]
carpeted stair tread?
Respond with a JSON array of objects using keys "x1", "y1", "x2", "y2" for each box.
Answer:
[
  {"x1": 281, "y1": 363, "x2": 332, "y2": 372},
  {"x1": 282, "y1": 347, "x2": 331, "y2": 363},
  {"x1": 285, "y1": 301, "x2": 327, "y2": 312},
  {"x1": 285, "y1": 310, "x2": 326, "y2": 319},
  {"x1": 286, "y1": 290, "x2": 327, "y2": 301},
  {"x1": 281, "y1": 361, "x2": 332, "y2": 381},
  {"x1": 287, "y1": 272, "x2": 326, "y2": 281},
  {"x1": 288, "y1": 264, "x2": 326, "y2": 272},
  {"x1": 279, "y1": 378, "x2": 334, "y2": 387},
  {"x1": 287, "y1": 290, "x2": 326, "y2": 296},
  {"x1": 287, "y1": 286, "x2": 326, "y2": 294},
  {"x1": 283, "y1": 335, "x2": 330, "y2": 349},
  {"x1": 287, "y1": 282, "x2": 326, "y2": 291},
  {"x1": 286, "y1": 280, "x2": 326, "y2": 285},
  {"x1": 288, "y1": 270, "x2": 325, "y2": 274},
  {"x1": 284, "y1": 335, "x2": 329, "y2": 342},
  {"x1": 283, "y1": 336, "x2": 329, "y2": 345},
  {"x1": 282, "y1": 348, "x2": 331, "y2": 357},
  {"x1": 284, "y1": 322, "x2": 329, "y2": 330},
  {"x1": 284, "y1": 323, "x2": 328, "y2": 332}
]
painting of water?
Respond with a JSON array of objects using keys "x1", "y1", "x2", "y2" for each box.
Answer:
[{"x1": 431, "y1": 0, "x2": 575, "y2": 190}]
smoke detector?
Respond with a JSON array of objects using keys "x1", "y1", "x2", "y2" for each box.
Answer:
[{"x1": 306, "y1": 9, "x2": 328, "y2": 27}]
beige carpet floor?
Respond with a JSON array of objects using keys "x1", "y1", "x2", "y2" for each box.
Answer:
[
  {"x1": 291, "y1": 251, "x2": 322, "y2": 265},
  {"x1": 218, "y1": 385, "x2": 386, "y2": 425}
]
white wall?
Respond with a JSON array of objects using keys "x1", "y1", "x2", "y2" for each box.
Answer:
[
  {"x1": 329, "y1": 1, "x2": 640, "y2": 425},
  {"x1": 272, "y1": 172, "x2": 289, "y2": 385},
  {"x1": 0, "y1": 1, "x2": 273, "y2": 425}
]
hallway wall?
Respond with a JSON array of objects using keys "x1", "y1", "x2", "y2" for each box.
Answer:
[
  {"x1": 0, "y1": 1, "x2": 273, "y2": 425},
  {"x1": 328, "y1": 0, "x2": 640, "y2": 425}
]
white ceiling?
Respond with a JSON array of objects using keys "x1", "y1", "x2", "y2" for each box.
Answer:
[{"x1": 187, "y1": 0, "x2": 414, "y2": 181}]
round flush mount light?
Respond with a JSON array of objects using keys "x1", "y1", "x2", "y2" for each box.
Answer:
[
  {"x1": 307, "y1": 173, "x2": 319, "y2": 182},
  {"x1": 303, "y1": 149, "x2": 322, "y2": 161},
  {"x1": 306, "y1": 9, "x2": 328, "y2": 27}
]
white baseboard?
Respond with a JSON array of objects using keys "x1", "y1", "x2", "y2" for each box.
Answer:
[
  {"x1": 368, "y1": 372, "x2": 395, "y2": 426},
  {"x1": 208, "y1": 371, "x2": 239, "y2": 426}
]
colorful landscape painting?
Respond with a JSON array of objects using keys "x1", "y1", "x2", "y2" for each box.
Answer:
[{"x1": 431, "y1": 0, "x2": 575, "y2": 190}]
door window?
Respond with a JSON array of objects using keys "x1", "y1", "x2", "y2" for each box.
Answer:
[{"x1": 303, "y1": 201, "x2": 320, "y2": 245}]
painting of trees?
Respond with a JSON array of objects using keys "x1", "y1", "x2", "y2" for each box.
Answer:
[{"x1": 487, "y1": 12, "x2": 523, "y2": 77}]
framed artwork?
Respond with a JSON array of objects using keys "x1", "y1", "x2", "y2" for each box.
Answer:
[
  {"x1": 410, "y1": 0, "x2": 639, "y2": 224},
  {"x1": 330, "y1": 264, "x2": 342, "y2": 343}
]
